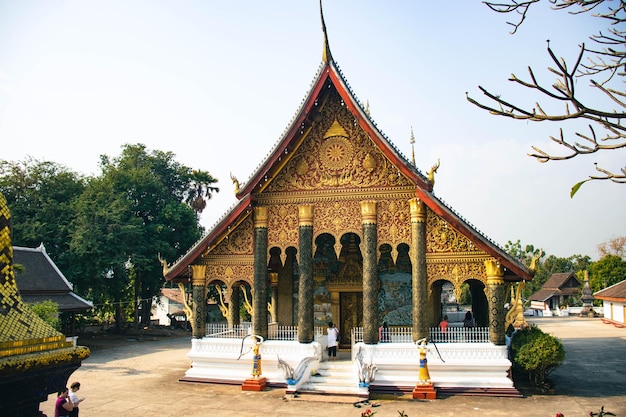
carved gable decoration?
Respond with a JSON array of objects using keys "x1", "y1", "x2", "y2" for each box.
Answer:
[
  {"x1": 211, "y1": 216, "x2": 254, "y2": 255},
  {"x1": 265, "y1": 89, "x2": 413, "y2": 193},
  {"x1": 426, "y1": 209, "x2": 481, "y2": 254}
]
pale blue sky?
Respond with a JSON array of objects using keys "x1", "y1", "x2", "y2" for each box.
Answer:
[{"x1": 1, "y1": 1, "x2": 624, "y2": 259}]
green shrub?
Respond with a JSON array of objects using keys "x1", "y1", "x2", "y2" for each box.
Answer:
[
  {"x1": 29, "y1": 300, "x2": 61, "y2": 331},
  {"x1": 510, "y1": 324, "x2": 565, "y2": 388}
]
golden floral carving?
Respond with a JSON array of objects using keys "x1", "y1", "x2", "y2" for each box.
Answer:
[
  {"x1": 376, "y1": 199, "x2": 411, "y2": 255},
  {"x1": 212, "y1": 217, "x2": 254, "y2": 255},
  {"x1": 426, "y1": 210, "x2": 477, "y2": 253},
  {"x1": 264, "y1": 90, "x2": 413, "y2": 193},
  {"x1": 206, "y1": 262, "x2": 254, "y2": 287},
  {"x1": 314, "y1": 201, "x2": 361, "y2": 237}
]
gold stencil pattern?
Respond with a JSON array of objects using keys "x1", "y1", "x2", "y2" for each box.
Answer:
[
  {"x1": 377, "y1": 199, "x2": 411, "y2": 250},
  {"x1": 206, "y1": 261, "x2": 254, "y2": 288},
  {"x1": 265, "y1": 89, "x2": 413, "y2": 192},
  {"x1": 211, "y1": 217, "x2": 254, "y2": 255},
  {"x1": 314, "y1": 201, "x2": 361, "y2": 239},
  {"x1": 267, "y1": 204, "x2": 299, "y2": 257},
  {"x1": 426, "y1": 210, "x2": 477, "y2": 253}
]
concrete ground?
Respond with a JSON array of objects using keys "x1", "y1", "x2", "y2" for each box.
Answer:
[{"x1": 41, "y1": 317, "x2": 626, "y2": 417}]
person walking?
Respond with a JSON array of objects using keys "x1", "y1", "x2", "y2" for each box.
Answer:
[
  {"x1": 68, "y1": 382, "x2": 85, "y2": 417},
  {"x1": 54, "y1": 388, "x2": 73, "y2": 417},
  {"x1": 327, "y1": 321, "x2": 339, "y2": 360}
]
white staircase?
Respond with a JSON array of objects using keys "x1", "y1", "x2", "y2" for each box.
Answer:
[{"x1": 297, "y1": 359, "x2": 368, "y2": 399}]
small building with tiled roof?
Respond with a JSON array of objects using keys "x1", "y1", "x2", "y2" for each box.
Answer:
[
  {"x1": 529, "y1": 272, "x2": 581, "y2": 315},
  {"x1": 152, "y1": 288, "x2": 187, "y2": 328},
  {"x1": 13, "y1": 244, "x2": 93, "y2": 335},
  {"x1": 595, "y1": 279, "x2": 626, "y2": 327}
]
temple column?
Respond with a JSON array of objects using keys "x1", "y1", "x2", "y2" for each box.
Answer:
[
  {"x1": 361, "y1": 200, "x2": 379, "y2": 345},
  {"x1": 409, "y1": 198, "x2": 428, "y2": 341},
  {"x1": 485, "y1": 260, "x2": 506, "y2": 345},
  {"x1": 297, "y1": 204, "x2": 314, "y2": 343},
  {"x1": 190, "y1": 264, "x2": 207, "y2": 338},
  {"x1": 269, "y1": 272, "x2": 279, "y2": 323},
  {"x1": 253, "y1": 206, "x2": 269, "y2": 339},
  {"x1": 227, "y1": 285, "x2": 240, "y2": 329}
]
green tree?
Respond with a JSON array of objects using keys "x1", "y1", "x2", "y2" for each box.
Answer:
[
  {"x1": 588, "y1": 254, "x2": 626, "y2": 292},
  {"x1": 0, "y1": 158, "x2": 85, "y2": 267},
  {"x1": 73, "y1": 143, "x2": 219, "y2": 329},
  {"x1": 28, "y1": 300, "x2": 61, "y2": 331},
  {"x1": 467, "y1": 0, "x2": 626, "y2": 194},
  {"x1": 69, "y1": 176, "x2": 143, "y2": 328}
]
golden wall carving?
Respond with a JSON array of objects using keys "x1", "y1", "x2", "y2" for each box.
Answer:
[
  {"x1": 377, "y1": 199, "x2": 411, "y2": 261},
  {"x1": 267, "y1": 204, "x2": 299, "y2": 264},
  {"x1": 426, "y1": 210, "x2": 477, "y2": 253},
  {"x1": 203, "y1": 257, "x2": 254, "y2": 288},
  {"x1": 211, "y1": 216, "x2": 254, "y2": 255},
  {"x1": 265, "y1": 89, "x2": 413, "y2": 193}
]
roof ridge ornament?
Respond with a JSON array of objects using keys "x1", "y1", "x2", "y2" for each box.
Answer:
[{"x1": 320, "y1": 0, "x2": 333, "y2": 63}]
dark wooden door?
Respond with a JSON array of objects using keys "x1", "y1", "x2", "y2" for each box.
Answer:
[{"x1": 339, "y1": 292, "x2": 362, "y2": 347}]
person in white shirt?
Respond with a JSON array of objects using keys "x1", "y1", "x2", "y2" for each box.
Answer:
[
  {"x1": 327, "y1": 322, "x2": 339, "y2": 360},
  {"x1": 68, "y1": 381, "x2": 85, "y2": 417}
]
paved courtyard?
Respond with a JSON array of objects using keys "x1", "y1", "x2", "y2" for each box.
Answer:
[{"x1": 41, "y1": 317, "x2": 626, "y2": 417}]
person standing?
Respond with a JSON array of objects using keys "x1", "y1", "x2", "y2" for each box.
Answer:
[
  {"x1": 68, "y1": 382, "x2": 85, "y2": 417},
  {"x1": 327, "y1": 321, "x2": 339, "y2": 360},
  {"x1": 439, "y1": 315, "x2": 449, "y2": 341},
  {"x1": 379, "y1": 321, "x2": 391, "y2": 343},
  {"x1": 55, "y1": 388, "x2": 73, "y2": 417}
]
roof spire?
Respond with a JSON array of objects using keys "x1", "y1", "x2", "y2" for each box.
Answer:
[
  {"x1": 320, "y1": 0, "x2": 333, "y2": 63},
  {"x1": 409, "y1": 126, "x2": 416, "y2": 166}
]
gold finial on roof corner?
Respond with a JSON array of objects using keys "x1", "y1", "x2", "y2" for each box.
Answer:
[
  {"x1": 409, "y1": 127, "x2": 416, "y2": 166},
  {"x1": 230, "y1": 172, "x2": 240, "y2": 195},
  {"x1": 427, "y1": 158, "x2": 440, "y2": 186},
  {"x1": 320, "y1": 0, "x2": 333, "y2": 63},
  {"x1": 323, "y1": 119, "x2": 348, "y2": 139}
]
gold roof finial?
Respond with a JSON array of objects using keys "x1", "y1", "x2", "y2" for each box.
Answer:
[
  {"x1": 320, "y1": 0, "x2": 333, "y2": 63},
  {"x1": 410, "y1": 127, "x2": 416, "y2": 166}
]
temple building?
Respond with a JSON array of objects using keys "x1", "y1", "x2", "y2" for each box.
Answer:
[
  {"x1": 164, "y1": 6, "x2": 532, "y2": 397},
  {"x1": 0, "y1": 193, "x2": 90, "y2": 416}
]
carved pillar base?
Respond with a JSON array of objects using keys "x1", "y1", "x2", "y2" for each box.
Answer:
[
  {"x1": 412, "y1": 383, "x2": 437, "y2": 400},
  {"x1": 242, "y1": 377, "x2": 267, "y2": 391}
]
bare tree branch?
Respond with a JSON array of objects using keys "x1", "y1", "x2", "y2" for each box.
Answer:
[{"x1": 472, "y1": 0, "x2": 626, "y2": 192}]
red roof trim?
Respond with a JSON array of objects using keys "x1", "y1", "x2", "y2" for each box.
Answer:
[
  {"x1": 326, "y1": 66, "x2": 432, "y2": 191},
  {"x1": 236, "y1": 66, "x2": 333, "y2": 197},
  {"x1": 165, "y1": 194, "x2": 254, "y2": 280},
  {"x1": 416, "y1": 188, "x2": 531, "y2": 280}
]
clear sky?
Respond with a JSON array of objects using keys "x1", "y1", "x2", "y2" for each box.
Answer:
[{"x1": 1, "y1": 1, "x2": 624, "y2": 260}]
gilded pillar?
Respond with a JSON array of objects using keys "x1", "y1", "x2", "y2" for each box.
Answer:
[
  {"x1": 228, "y1": 284, "x2": 240, "y2": 329},
  {"x1": 190, "y1": 264, "x2": 206, "y2": 339},
  {"x1": 297, "y1": 204, "x2": 314, "y2": 343},
  {"x1": 253, "y1": 206, "x2": 269, "y2": 339},
  {"x1": 485, "y1": 260, "x2": 506, "y2": 345},
  {"x1": 360, "y1": 200, "x2": 379, "y2": 345},
  {"x1": 409, "y1": 198, "x2": 428, "y2": 341}
]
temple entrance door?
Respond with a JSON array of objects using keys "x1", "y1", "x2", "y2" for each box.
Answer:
[{"x1": 339, "y1": 292, "x2": 362, "y2": 348}]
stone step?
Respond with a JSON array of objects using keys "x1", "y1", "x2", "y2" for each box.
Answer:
[{"x1": 300, "y1": 360, "x2": 366, "y2": 397}]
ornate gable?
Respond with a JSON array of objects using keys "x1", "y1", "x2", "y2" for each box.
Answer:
[{"x1": 263, "y1": 88, "x2": 414, "y2": 194}]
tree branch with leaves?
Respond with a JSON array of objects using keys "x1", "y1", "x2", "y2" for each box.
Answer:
[{"x1": 467, "y1": 0, "x2": 626, "y2": 195}]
